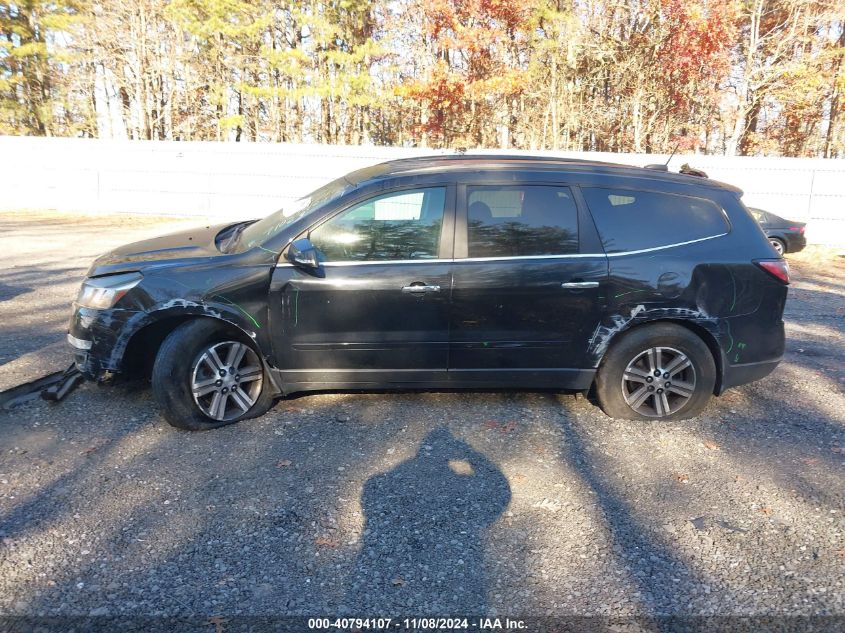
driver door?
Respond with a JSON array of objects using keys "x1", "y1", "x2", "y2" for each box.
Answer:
[{"x1": 269, "y1": 184, "x2": 455, "y2": 389}]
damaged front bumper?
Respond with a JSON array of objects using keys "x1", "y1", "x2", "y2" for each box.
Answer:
[{"x1": 67, "y1": 302, "x2": 141, "y2": 380}]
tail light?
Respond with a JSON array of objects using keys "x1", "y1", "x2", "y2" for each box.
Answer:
[
  {"x1": 754, "y1": 259, "x2": 790, "y2": 284},
  {"x1": 789, "y1": 226, "x2": 805, "y2": 234}
]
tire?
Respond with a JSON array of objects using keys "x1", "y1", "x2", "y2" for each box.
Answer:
[
  {"x1": 769, "y1": 237, "x2": 786, "y2": 256},
  {"x1": 595, "y1": 322, "x2": 716, "y2": 421},
  {"x1": 151, "y1": 319, "x2": 275, "y2": 430}
]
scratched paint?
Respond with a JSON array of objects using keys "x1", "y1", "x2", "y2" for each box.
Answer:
[
  {"x1": 728, "y1": 268, "x2": 738, "y2": 313},
  {"x1": 613, "y1": 289, "x2": 651, "y2": 299},
  {"x1": 210, "y1": 294, "x2": 262, "y2": 329},
  {"x1": 724, "y1": 319, "x2": 735, "y2": 354},
  {"x1": 588, "y1": 304, "x2": 718, "y2": 362}
]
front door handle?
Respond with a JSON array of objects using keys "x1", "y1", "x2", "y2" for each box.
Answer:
[
  {"x1": 561, "y1": 281, "x2": 599, "y2": 289},
  {"x1": 402, "y1": 284, "x2": 441, "y2": 294}
]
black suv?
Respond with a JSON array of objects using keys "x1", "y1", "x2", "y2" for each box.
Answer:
[{"x1": 68, "y1": 155, "x2": 788, "y2": 430}]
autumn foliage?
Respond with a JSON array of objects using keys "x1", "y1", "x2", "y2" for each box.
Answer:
[{"x1": 1, "y1": 0, "x2": 843, "y2": 156}]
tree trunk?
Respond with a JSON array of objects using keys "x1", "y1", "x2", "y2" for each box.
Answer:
[
  {"x1": 738, "y1": 98, "x2": 761, "y2": 155},
  {"x1": 824, "y1": 28, "x2": 845, "y2": 158},
  {"x1": 550, "y1": 56, "x2": 558, "y2": 150}
]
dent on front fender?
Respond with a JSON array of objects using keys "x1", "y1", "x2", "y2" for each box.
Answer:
[{"x1": 97, "y1": 262, "x2": 276, "y2": 374}]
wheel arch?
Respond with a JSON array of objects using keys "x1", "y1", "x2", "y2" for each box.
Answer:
[
  {"x1": 119, "y1": 313, "x2": 263, "y2": 380},
  {"x1": 596, "y1": 317, "x2": 724, "y2": 395}
]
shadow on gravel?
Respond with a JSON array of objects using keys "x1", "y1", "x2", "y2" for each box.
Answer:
[
  {"x1": 0, "y1": 415, "x2": 146, "y2": 541},
  {"x1": 0, "y1": 282, "x2": 33, "y2": 302},
  {"x1": 707, "y1": 381, "x2": 845, "y2": 510},
  {"x1": 552, "y1": 414, "x2": 704, "y2": 618},
  {"x1": 343, "y1": 427, "x2": 511, "y2": 613}
]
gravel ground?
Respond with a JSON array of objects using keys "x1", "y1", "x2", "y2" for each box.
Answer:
[{"x1": 0, "y1": 212, "x2": 843, "y2": 623}]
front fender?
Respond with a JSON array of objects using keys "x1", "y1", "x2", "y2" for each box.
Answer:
[
  {"x1": 115, "y1": 261, "x2": 275, "y2": 367},
  {"x1": 108, "y1": 300, "x2": 266, "y2": 371}
]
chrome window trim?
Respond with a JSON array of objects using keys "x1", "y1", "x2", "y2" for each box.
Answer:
[
  {"x1": 604, "y1": 232, "x2": 728, "y2": 257},
  {"x1": 456, "y1": 253, "x2": 601, "y2": 262},
  {"x1": 273, "y1": 233, "x2": 727, "y2": 266},
  {"x1": 322, "y1": 259, "x2": 452, "y2": 267}
]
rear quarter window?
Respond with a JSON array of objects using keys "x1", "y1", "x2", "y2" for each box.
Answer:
[{"x1": 582, "y1": 187, "x2": 729, "y2": 253}]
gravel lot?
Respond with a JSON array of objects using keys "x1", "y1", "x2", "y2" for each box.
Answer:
[{"x1": 0, "y1": 212, "x2": 843, "y2": 624}]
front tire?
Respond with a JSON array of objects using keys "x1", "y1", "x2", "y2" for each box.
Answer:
[
  {"x1": 152, "y1": 319, "x2": 275, "y2": 430},
  {"x1": 595, "y1": 323, "x2": 716, "y2": 421}
]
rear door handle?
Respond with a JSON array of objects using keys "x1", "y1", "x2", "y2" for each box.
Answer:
[
  {"x1": 402, "y1": 284, "x2": 441, "y2": 294},
  {"x1": 561, "y1": 281, "x2": 599, "y2": 289}
]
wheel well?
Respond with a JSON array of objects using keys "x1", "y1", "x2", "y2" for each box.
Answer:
[
  {"x1": 121, "y1": 315, "x2": 246, "y2": 380},
  {"x1": 601, "y1": 318, "x2": 724, "y2": 395}
]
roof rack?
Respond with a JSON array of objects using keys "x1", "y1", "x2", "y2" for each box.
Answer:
[
  {"x1": 387, "y1": 153, "x2": 610, "y2": 165},
  {"x1": 351, "y1": 154, "x2": 740, "y2": 193}
]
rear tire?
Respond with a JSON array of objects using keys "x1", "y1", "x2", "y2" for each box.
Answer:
[
  {"x1": 595, "y1": 323, "x2": 716, "y2": 421},
  {"x1": 152, "y1": 319, "x2": 275, "y2": 430},
  {"x1": 769, "y1": 237, "x2": 786, "y2": 256}
]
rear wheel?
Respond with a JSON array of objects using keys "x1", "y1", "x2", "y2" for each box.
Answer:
[
  {"x1": 769, "y1": 237, "x2": 786, "y2": 255},
  {"x1": 595, "y1": 323, "x2": 716, "y2": 421},
  {"x1": 152, "y1": 319, "x2": 275, "y2": 430}
]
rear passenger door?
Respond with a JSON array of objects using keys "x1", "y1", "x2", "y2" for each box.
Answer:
[{"x1": 449, "y1": 182, "x2": 608, "y2": 388}]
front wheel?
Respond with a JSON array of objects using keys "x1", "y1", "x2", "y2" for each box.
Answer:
[
  {"x1": 152, "y1": 319, "x2": 275, "y2": 430},
  {"x1": 595, "y1": 323, "x2": 716, "y2": 421}
]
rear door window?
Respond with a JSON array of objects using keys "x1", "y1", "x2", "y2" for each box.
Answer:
[
  {"x1": 581, "y1": 187, "x2": 729, "y2": 253},
  {"x1": 465, "y1": 185, "x2": 579, "y2": 257}
]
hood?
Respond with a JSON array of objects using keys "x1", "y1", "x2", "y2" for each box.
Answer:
[{"x1": 88, "y1": 222, "x2": 236, "y2": 277}]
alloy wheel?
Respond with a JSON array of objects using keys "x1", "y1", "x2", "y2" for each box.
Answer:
[
  {"x1": 621, "y1": 346, "x2": 697, "y2": 418},
  {"x1": 191, "y1": 340, "x2": 263, "y2": 421},
  {"x1": 769, "y1": 238, "x2": 784, "y2": 256}
]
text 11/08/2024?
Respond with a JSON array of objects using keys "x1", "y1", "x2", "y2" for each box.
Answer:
[{"x1": 307, "y1": 617, "x2": 527, "y2": 630}]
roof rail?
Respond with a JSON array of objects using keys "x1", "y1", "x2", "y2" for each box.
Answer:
[{"x1": 679, "y1": 163, "x2": 708, "y2": 178}]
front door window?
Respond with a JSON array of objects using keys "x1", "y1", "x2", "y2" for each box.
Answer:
[{"x1": 310, "y1": 187, "x2": 447, "y2": 262}]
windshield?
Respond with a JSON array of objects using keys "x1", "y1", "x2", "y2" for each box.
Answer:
[{"x1": 234, "y1": 176, "x2": 354, "y2": 252}]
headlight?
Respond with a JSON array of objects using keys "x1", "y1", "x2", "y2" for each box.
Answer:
[{"x1": 77, "y1": 272, "x2": 143, "y2": 309}]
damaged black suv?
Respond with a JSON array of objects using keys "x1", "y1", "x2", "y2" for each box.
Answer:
[{"x1": 68, "y1": 155, "x2": 788, "y2": 430}]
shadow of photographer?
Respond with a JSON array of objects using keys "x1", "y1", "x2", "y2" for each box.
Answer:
[{"x1": 342, "y1": 427, "x2": 511, "y2": 614}]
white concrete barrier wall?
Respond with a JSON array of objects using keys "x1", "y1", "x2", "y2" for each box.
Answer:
[{"x1": 1, "y1": 136, "x2": 843, "y2": 245}]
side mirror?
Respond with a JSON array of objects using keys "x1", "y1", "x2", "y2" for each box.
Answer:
[{"x1": 286, "y1": 238, "x2": 320, "y2": 270}]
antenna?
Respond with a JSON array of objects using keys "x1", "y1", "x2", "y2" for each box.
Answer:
[
  {"x1": 645, "y1": 142, "x2": 681, "y2": 172},
  {"x1": 665, "y1": 142, "x2": 679, "y2": 167}
]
